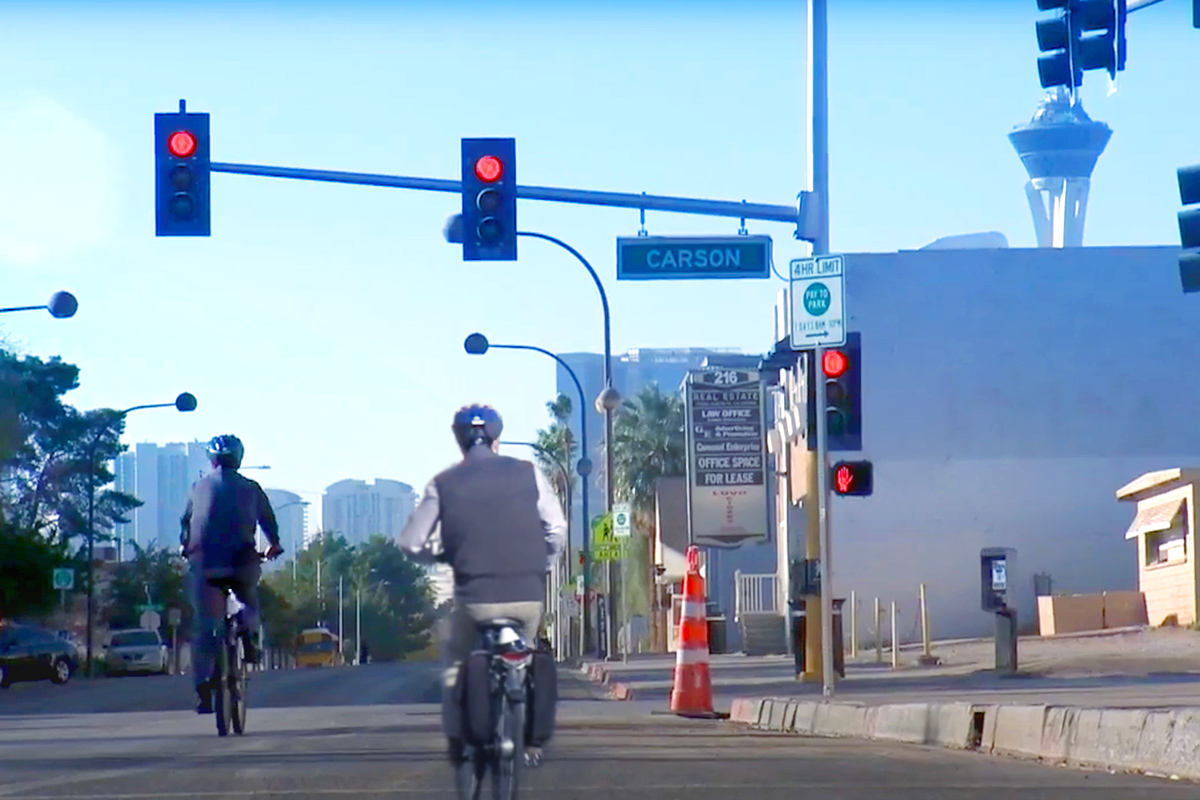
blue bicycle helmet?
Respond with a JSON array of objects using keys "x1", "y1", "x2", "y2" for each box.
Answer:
[
  {"x1": 452, "y1": 404, "x2": 503, "y2": 451},
  {"x1": 206, "y1": 434, "x2": 245, "y2": 469}
]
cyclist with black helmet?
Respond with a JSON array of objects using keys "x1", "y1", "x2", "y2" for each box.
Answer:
[
  {"x1": 180, "y1": 434, "x2": 284, "y2": 715},
  {"x1": 400, "y1": 404, "x2": 567, "y2": 764}
]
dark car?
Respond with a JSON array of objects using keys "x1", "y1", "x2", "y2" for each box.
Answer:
[{"x1": 0, "y1": 623, "x2": 80, "y2": 688}]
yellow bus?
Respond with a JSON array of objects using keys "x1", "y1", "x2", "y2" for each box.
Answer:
[{"x1": 295, "y1": 627, "x2": 342, "y2": 668}]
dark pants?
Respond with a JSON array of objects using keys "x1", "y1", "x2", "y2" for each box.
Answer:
[{"x1": 188, "y1": 561, "x2": 260, "y2": 692}]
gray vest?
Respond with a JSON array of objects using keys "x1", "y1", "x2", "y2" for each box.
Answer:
[{"x1": 434, "y1": 447, "x2": 547, "y2": 605}]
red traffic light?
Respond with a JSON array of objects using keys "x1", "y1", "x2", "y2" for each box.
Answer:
[
  {"x1": 474, "y1": 155, "x2": 503, "y2": 183},
  {"x1": 823, "y1": 348, "x2": 848, "y2": 378},
  {"x1": 167, "y1": 130, "x2": 197, "y2": 159}
]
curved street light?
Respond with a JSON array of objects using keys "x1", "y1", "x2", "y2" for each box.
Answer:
[
  {"x1": 464, "y1": 332, "x2": 596, "y2": 656},
  {"x1": 85, "y1": 391, "x2": 198, "y2": 675},
  {"x1": 0, "y1": 291, "x2": 79, "y2": 318}
]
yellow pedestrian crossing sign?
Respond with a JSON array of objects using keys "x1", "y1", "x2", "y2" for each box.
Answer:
[{"x1": 591, "y1": 513, "x2": 628, "y2": 563}]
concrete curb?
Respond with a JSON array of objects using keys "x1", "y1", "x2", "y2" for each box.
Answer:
[
  {"x1": 608, "y1": 683, "x2": 635, "y2": 700},
  {"x1": 579, "y1": 663, "x2": 633, "y2": 699},
  {"x1": 731, "y1": 695, "x2": 1200, "y2": 781}
]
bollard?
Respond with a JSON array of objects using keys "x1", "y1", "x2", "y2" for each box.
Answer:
[
  {"x1": 849, "y1": 590, "x2": 858, "y2": 658},
  {"x1": 890, "y1": 601, "x2": 899, "y2": 669},
  {"x1": 918, "y1": 584, "x2": 939, "y2": 666},
  {"x1": 874, "y1": 597, "x2": 882, "y2": 664}
]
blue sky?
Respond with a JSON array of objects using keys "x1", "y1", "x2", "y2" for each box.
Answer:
[{"x1": 2, "y1": 0, "x2": 1197, "y2": 528}]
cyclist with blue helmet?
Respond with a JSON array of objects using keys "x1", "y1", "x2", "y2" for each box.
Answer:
[
  {"x1": 181, "y1": 434, "x2": 284, "y2": 714},
  {"x1": 400, "y1": 404, "x2": 567, "y2": 764}
]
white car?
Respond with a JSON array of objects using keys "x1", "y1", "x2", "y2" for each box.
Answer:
[{"x1": 104, "y1": 629, "x2": 171, "y2": 676}]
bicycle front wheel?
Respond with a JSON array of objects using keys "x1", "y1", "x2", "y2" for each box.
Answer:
[
  {"x1": 230, "y1": 634, "x2": 247, "y2": 735},
  {"x1": 214, "y1": 636, "x2": 231, "y2": 737},
  {"x1": 491, "y1": 698, "x2": 523, "y2": 800}
]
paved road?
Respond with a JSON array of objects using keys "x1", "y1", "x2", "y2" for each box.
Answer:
[
  {"x1": 0, "y1": 661, "x2": 444, "y2": 715},
  {"x1": 0, "y1": 663, "x2": 1191, "y2": 798}
]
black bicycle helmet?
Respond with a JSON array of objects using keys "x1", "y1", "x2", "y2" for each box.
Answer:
[
  {"x1": 206, "y1": 434, "x2": 245, "y2": 469},
  {"x1": 452, "y1": 404, "x2": 503, "y2": 451}
]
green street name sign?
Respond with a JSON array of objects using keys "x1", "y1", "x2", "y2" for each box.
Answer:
[{"x1": 616, "y1": 235, "x2": 772, "y2": 280}]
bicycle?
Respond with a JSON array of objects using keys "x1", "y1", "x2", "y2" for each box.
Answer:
[
  {"x1": 206, "y1": 577, "x2": 251, "y2": 737},
  {"x1": 455, "y1": 618, "x2": 534, "y2": 800}
]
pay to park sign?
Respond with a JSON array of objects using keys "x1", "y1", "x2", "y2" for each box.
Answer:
[{"x1": 684, "y1": 368, "x2": 770, "y2": 548}]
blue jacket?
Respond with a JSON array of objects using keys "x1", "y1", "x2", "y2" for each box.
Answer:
[{"x1": 180, "y1": 466, "x2": 280, "y2": 574}]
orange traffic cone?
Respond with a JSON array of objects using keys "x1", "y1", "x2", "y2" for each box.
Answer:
[{"x1": 670, "y1": 545, "x2": 715, "y2": 717}]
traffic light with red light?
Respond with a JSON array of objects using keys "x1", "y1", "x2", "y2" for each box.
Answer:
[
  {"x1": 807, "y1": 331, "x2": 862, "y2": 451},
  {"x1": 155, "y1": 108, "x2": 210, "y2": 236},
  {"x1": 831, "y1": 460, "x2": 873, "y2": 497},
  {"x1": 460, "y1": 138, "x2": 517, "y2": 261}
]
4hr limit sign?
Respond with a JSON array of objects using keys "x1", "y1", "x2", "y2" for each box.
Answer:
[{"x1": 790, "y1": 254, "x2": 846, "y2": 348}]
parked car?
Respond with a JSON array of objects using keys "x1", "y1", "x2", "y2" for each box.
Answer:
[
  {"x1": 104, "y1": 629, "x2": 171, "y2": 676},
  {"x1": 0, "y1": 623, "x2": 79, "y2": 688}
]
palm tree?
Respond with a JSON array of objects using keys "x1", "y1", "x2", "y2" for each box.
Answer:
[
  {"x1": 611, "y1": 383, "x2": 686, "y2": 651},
  {"x1": 534, "y1": 394, "x2": 576, "y2": 508}
]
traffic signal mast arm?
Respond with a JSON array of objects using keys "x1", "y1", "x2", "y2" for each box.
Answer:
[{"x1": 209, "y1": 160, "x2": 816, "y2": 237}]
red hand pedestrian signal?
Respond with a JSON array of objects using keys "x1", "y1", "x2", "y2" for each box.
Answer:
[
  {"x1": 831, "y1": 460, "x2": 873, "y2": 497},
  {"x1": 835, "y1": 464, "x2": 854, "y2": 493}
]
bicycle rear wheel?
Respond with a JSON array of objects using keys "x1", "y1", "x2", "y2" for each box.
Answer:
[{"x1": 491, "y1": 697, "x2": 523, "y2": 800}]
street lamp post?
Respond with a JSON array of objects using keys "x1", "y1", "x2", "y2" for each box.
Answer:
[
  {"x1": 354, "y1": 576, "x2": 388, "y2": 666},
  {"x1": 0, "y1": 291, "x2": 79, "y2": 318},
  {"x1": 515, "y1": 232, "x2": 621, "y2": 660},
  {"x1": 85, "y1": 391, "x2": 197, "y2": 676},
  {"x1": 464, "y1": 333, "x2": 595, "y2": 657},
  {"x1": 502, "y1": 440, "x2": 572, "y2": 659}
]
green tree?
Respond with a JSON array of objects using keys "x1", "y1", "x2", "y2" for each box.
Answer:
[
  {"x1": 0, "y1": 519, "x2": 73, "y2": 620},
  {"x1": 103, "y1": 542, "x2": 188, "y2": 634},
  {"x1": 263, "y1": 533, "x2": 436, "y2": 661},
  {"x1": 353, "y1": 535, "x2": 437, "y2": 661},
  {"x1": 611, "y1": 383, "x2": 687, "y2": 638},
  {"x1": 0, "y1": 351, "x2": 140, "y2": 547},
  {"x1": 0, "y1": 350, "x2": 139, "y2": 621}
]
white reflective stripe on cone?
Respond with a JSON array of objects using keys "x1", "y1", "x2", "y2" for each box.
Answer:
[
  {"x1": 674, "y1": 646, "x2": 711, "y2": 665},
  {"x1": 681, "y1": 599, "x2": 706, "y2": 619}
]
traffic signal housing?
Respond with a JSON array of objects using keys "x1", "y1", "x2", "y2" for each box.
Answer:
[
  {"x1": 460, "y1": 138, "x2": 517, "y2": 261},
  {"x1": 807, "y1": 332, "x2": 862, "y2": 452},
  {"x1": 1179, "y1": 164, "x2": 1200, "y2": 293},
  {"x1": 831, "y1": 460, "x2": 873, "y2": 497},
  {"x1": 155, "y1": 109, "x2": 211, "y2": 236},
  {"x1": 1035, "y1": 0, "x2": 1127, "y2": 90}
]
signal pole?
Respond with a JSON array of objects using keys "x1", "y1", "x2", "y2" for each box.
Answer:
[{"x1": 800, "y1": 0, "x2": 834, "y2": 696}]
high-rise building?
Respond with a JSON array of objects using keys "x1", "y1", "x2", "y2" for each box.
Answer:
[
  {"x1": 263, "y1": 489, "x2": 309, "y2": 566},
  {"x1": 321, "y1": 478, "x2": 417, "y2": 546},
  {"x1": 112, "y1": 440, "x2": 209, "y2": 557}
]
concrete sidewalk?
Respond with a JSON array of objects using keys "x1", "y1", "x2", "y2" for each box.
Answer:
[
  {"x1": 584, "y1": 626, "x2": 1200, "y2": 707},
  {"x1": 583, "y1": 626, "x2": 1200, "y2": 782}
]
